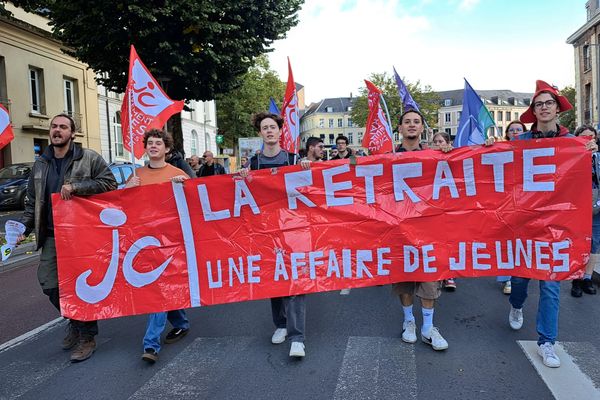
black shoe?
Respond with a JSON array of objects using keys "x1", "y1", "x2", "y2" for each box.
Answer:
[
  {"x1": 582, "y1": 279, "x2": 597, "y2": 295},
  {"x1": 571, "y1": 279, "x2": 583, "y2": 297},
  {"x1": 164, "y1": 328, "x2": 189, "y2": 344},
  {"x1": 142, "y1": 348, "x2": 158, "y2": 364}
]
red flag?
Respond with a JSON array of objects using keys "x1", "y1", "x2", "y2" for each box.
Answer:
[
  {"x1": 0, "y1": 104, "x2": 15, "y2": 150},
  {"x1": 362, "y1": 80, "x2": 393, "y2": 154},
  {"x1": 120, "y1": 45, "x2": 184, "y2": 159},
  {"x1": 280, "y1": 58, "x2": 300, "y2": 154}
]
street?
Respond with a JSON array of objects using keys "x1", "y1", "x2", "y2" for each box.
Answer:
[{"x1": 1, "y1": 258, "x2": 600, "y2": 400}]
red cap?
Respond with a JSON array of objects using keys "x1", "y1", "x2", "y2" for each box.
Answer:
[{"x1": 520, "y1": 80, "x2": 572, "y2": 124}]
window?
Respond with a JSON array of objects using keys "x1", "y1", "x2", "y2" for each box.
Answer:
[
  {"x1": 29, "y1": 67, "x2": 44, "y2": 114},
  {"x1": 325, "y1": 106, "x2": 333, "y2": 112},
  {"x1": 319, "y1": 134, "x2": 325, "y2": 141},
  {"x1": 498, "y1": 127, "x2": 504, "y2": 135},
  {"x1": 489, "y1": 110, "x2": 495, "y2": 120},
  {"x1": 63, "y1": 79, "x2": 76, "y2": 115},
  {"x1": 0, "y1": 57, "x2": 7, "y2": 107},
  {"x1": 394, "y1": 132, "x2": 400, "y2": 142},
  {"x1": 505, "y1": 111, "x2": 511, "y2": 121},
  {"x1": 329, "y1": 133, "x2": 335, "y2": 145},
  {"x1": 348, "y1": 118, "x2": 353, "y2": 127},
  {"x1": 319, "y1": 118, "x2": 325, "y2": 128},
  {"x1": 348, "y1": 133, "x2": 353, "y2": 144},
  {"x1": 514, "y1": 112, "x2": 519, "y2": 120},
  {"x1": 444, "y1": 128, "x2": 451, "y2": 135},
  {"x1": 338, "y1": 118, "x2": 343, "y2": 127},
  {"x1": 445, "y1": 113, "x2": 451, "y2": 123},
  {"x1": 113, "y1": 111, "x2": 124, "y2": 157},
  {"x1": 457, "y1": 111, "x2": 462, "y2": 121},
  {"x1": 497, "y1": 111, "x2": 503, "y2": 121},
  {"x1": 191, "y1": 130, "x2": 198, "y2": 156},
  {"x1": 584, "y1": 45, "x2": 592, "y2": 71},
  {"x1": 358, "y1": 132, "x2": 363, "y2": 143},
  {"x1": 444, "y1": 99, "x2": 452, "y2": 106},
  {"x1": 329, "y1": 118, "x2": 334, "y2": 128},
  {"x1": 205, "y1": 131, "x2": 211, "y2": 152}
]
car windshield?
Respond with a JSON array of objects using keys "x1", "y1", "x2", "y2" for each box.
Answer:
[{"x1": 0, "y1": 165, "x2": 31, "y2": 179}]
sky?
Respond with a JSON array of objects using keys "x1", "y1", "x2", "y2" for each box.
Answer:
[{"x1": 268, "y1": 0, "x2": 587, "y2": 104}]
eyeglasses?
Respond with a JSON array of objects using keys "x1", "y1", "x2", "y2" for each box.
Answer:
[{"x1": 533, "y1": 99, "x2": 557, "y2": 109}]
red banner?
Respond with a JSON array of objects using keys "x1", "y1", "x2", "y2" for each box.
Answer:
[
  {"x1": 0, "y1": 104, "x2": 15, "y2": 150},
  {"x1": 54, "y1": 139, "x2": 591, "y2": 321}
]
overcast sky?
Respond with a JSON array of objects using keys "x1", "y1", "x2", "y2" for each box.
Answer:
[{"x1": 268, "y1": 0, "x2": 586, "y2": 104}]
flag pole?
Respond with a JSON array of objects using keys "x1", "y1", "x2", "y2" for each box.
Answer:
[
  {"x1": 380, "y1": 94, "x2": 396, "y2": 153},
  {"x1": 128, "y1": 88, "x2": 136, "y2": 176}
]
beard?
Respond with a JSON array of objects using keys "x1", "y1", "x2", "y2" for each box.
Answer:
[{"x1": 52, "y1": 136, "x2": 72, "y2": 148}]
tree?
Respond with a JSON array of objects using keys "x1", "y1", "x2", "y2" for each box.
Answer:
[
  {"x1": 3, "y1": 0, "x2": 302, "y2": 153},
  {"x1": 349, "y1": 72, "x2": 440, "y2": 132},
  {"x1": 559, "y1": 86, "x2": 576, "y2": 133},
  {"x1": 215, "y1": 55, "x2": 284, "y2": 148}
]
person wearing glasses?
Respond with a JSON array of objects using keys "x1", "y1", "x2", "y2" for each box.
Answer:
[
  {"x1": 504, "y1": 120, "x2": 526, "y2": 141},
  {"x1": 507, "y1": 80, "x2": 598, "y2": 368}
]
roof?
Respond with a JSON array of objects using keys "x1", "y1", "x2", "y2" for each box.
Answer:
[
  {"x1": 302, "y1": 97, "x2": 356, "y2": 118},
  {"x1": 436, "y1": 89, "x2": 533, "y2": 107},
  {"x1": 567, "y1": 11, "x2": 600, "y2": 44}
]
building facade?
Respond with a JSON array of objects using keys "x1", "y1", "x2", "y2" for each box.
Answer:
[
  {"x1": 0, "y1": 3, "x2": 101, "y2": 168},
  {"x1": 300, "y1": 97, "x2": 365, "y2": 153},
  {"x1": 567, "y1": 0, "x2": 600, "y2": 127},
  {"x1": 436, "y1": 90, "x2": 532, "y2": 139}
]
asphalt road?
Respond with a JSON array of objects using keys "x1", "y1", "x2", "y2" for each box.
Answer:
[{"x1": 1, "y1": 267, "x2": 600, "y2": 400}]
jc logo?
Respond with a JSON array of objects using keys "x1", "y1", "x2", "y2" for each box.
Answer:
[{"x1": 75, "y1": 208, "x2": 173, "y2": 304}]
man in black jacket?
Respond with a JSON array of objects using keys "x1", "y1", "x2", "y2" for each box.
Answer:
[
  {"x1": 198, "y1": 151, "x2": 225, "y2": 177},
  {"x1": 19, "y1": 114, "x2": 117, "y2": 363}
]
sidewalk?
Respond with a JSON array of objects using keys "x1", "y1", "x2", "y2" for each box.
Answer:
[{"x1": 0, "y1": 241, "x2": 39, "y2": 272}]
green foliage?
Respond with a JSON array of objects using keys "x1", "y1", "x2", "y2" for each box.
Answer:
[
  {"x1": 215, "y1": 55, "x2": 285, "y2": 148},
  {"x1": 2, "y1": 0, "x2": 302, "y2": 151},
  {"x1": 559, "y1": 85, "x2": 576, "y2": 133},
  {"x1": 350, "y1": 72, "x2": 440, "y2": 130}
]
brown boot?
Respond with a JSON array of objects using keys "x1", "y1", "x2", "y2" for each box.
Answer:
[
  {"x1": 70, "y1": 338, "x2": 96, "y2": 363},
  {"x1": 62, "y1": 324, "x2": 80, "y2": 350}
]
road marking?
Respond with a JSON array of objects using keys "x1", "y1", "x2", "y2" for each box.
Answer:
[
  {"x1": 0, "y1": 359, "x2": 68, "y2": 400},
  {"x1": 333, "y1": 336, "x2": 417, "y2": 400},
  {"x1": 518, "y1": 340, "x2": 600, "y2": 399},
  {"x1": 129, "y1": 336, "x2": 255, "y2": 400},
  {"x1": 0, "y1": 317, "x2": 65, "y2": 353},
  {"x1": 339, "y1": 289, "x2": 351, "y2": 295}
]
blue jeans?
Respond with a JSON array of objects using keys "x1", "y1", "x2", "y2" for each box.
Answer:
[
  {"x1": 592, "y1": 212, "x2": 600, "y2": 253},
  {"x1": 509, "y1": 277, "x2": 560, "y2": 345},
  {"x1": 143, "y1": 310, "x2": 189, "y2": 353}
]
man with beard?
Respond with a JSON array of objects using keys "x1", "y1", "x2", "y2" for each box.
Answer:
[
  {"x1": 304, "y1": 137, "x2": 325, "y2": 162},
  {"x1": 18, "y1": 114, "x2": 117, "y2": 362}
]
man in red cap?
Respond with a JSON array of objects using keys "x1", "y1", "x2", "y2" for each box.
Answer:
[{"x1": 508, "y1": 80, "x2": 597, "y2": 368}]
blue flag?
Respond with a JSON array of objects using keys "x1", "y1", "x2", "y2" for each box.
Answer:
[
  {"x1": 453, "y1": 79, "x2": 495, "y2": 147},
  {"x1": 269, "y1": 97, "x2": 280, "y2": 114},
  {"x1": 393, "y1": 67, "x2": 420, "y2": 112}
]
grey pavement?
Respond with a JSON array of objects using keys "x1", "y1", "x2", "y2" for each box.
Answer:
[{"x1": 2, "y1": 272, "x2": 600, "y2": 400}]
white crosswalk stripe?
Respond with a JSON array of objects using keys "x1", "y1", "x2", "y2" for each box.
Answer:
[
  {"x1": 518, "y1": 340, "x2": 600, "y2": 399},
  {"x1": 333, "y1": 336, "x2": 417, "y2": 400}
]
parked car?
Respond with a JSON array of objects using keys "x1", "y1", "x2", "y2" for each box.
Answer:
[
  {"x1": 109, "y1": 162, "x2": 142, "y2": 189},
  {"x1": 0, "y1": 163, "x2": 33, "y2": 210}
]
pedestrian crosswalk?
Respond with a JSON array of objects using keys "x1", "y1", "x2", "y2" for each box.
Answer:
[
  {"x1": 518, "y1": 340, "x2": 600, "y2": 400},
  {"x1": 2, "y1": 326, "x2": 600, "y2": 399}
]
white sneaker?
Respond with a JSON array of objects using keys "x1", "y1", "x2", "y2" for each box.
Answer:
[
  {"x1": 289, "y1": 341, "x2": 305, "y2": 357},
  {"x1": 401, "y1": 320, "x2": 417, "y2": 344},
  {"x1": 509, "y1": 307, "x2": 523, "y2": 330},
  {"x1": 503, "y1": 281, "x2": 512, "y2": 295},
  {"x1": 538, "y1": 342, "x2": 561, "y2": 368},
  {"x1": 421, "y1": 327, "x2": 448, "y2": 351},
  {"x1": 271, "y1": 328, "x2": 287, "y2": 344}
]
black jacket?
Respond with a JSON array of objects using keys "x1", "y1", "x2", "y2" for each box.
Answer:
[{"x1": 167, "y1": 151, "x2": 195, "y2": 178}]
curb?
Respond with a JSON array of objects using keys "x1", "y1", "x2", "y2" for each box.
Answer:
[{"x1": 0, "y1": 241, "x2": 39, "y2": 272}]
